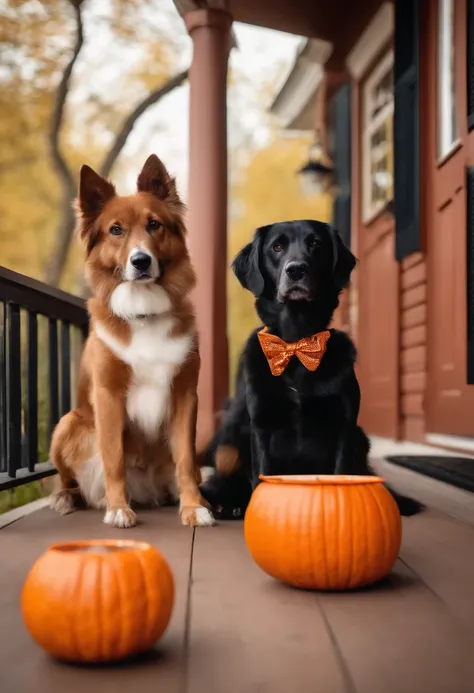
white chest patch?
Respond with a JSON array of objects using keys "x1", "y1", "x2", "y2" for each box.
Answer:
[{"x1": 95, "y1": 316, "x2": 194, "y2": 438}]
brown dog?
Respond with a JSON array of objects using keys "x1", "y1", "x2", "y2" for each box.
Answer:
[{"x1": 49, "y1": 154, "x2": 215, "y2": 528}]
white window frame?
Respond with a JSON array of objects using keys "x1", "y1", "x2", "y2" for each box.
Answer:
[
  {"x1": 437, "y1": 0, "x2": 459, "y2": 161},
  {"x1": 362, "y1": 50, "x2": 394, "y2": 224}
]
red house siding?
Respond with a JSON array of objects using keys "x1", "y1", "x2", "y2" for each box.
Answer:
[{"x1": 400, "y1": 253, "x2": 427, "y2": 442}]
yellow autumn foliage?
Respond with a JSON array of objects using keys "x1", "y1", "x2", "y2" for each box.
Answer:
[{"x1": 227, "y1": 135, "x2": 333, "y2": 388}]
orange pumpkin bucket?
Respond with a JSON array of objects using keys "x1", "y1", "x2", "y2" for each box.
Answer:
[
  {"x1": 21, "y1": 539, "x2": 174, "y2": 663},
  {"x1": 244, "y1": 475, "x2": 402, "y2": 591}
]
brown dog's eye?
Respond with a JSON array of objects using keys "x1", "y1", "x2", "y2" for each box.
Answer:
[
  {"x1": 147, "y1": 219, "x2": 162, "y2": 232},
  {"x1": 273, "y1": 243, "x2": 283, "y2": 253},
  {"x1": 109, "y1": 224, "x2": 122, "y2": 236}
]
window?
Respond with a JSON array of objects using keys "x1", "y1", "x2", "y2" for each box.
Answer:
[
  {"x1": 362, "y1": 52, "x2": 394, "y2": 223},
  {"x1": 437, "y1": 0, "x2": 458, "y2": 159}
]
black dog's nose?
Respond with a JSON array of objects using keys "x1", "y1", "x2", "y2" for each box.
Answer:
[
  {"x1": 285, "y1": 262, "x2": 308, "y2": 281},
  {"x1": 130, "y1": 252, "x2": 151, "y2": 272}
]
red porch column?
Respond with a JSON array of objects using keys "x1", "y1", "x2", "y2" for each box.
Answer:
[{"x1": 185, "y1": 9, "x2": 232, "y2": 453}]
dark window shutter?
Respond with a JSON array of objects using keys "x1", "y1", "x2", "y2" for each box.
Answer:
[
  {"x1": 394, "y1": 0, "x2": 420, "y2": 261},
  {"x1": 468, "y1": 0, "x2": 474, "y2": 130},
  {"x1": 332, "y1": 83, "x2": 352, "y2": 249},
  {"x1": 467, "y1": 167, "x2": 474, "y2": 383}
]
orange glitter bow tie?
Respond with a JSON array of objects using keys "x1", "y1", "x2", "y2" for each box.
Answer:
[{"x1": 257, "y1": 328, "x2": 331, "y2": 376}]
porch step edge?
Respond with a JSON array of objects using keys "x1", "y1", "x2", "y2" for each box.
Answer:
[
  {"x1": 0, "y1": 497, "x2": 50, "y2": 531},
  {"x1": 371, "y1": 457, "x2": 474, "y2": 527}
]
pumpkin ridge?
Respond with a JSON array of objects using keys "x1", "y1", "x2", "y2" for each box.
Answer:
[
  {"x1": 305, "y1": 486, "x2": 314, "y2": 588},
  {"x1": 301, "y1": 487, "x2": 310, "y2": 586},
  {"x1": 370, "y1": 485, "x2": 389, "y2": 577},
  {"x1": 279, "y1": 486, "x2": 292, "y2": 582},
  {"x1": 319, "y1": 486, "x2": 327, "y2": 589},
  {"x1": 334, "y1": 486, "x2": 340, "y2": 587},
  {"x1": 345, "y1": 485, "x2": 353, "y2": 589},
  {"x1": 112, "y1": 552, "x2": 126, "y2": 659},
  {"x1": 355, "y1": 484, "x2": 368, "y2": 587},
  {"x1": 137, "y1": 550, "x2": 152, "y2": 650},
  {"x1": 96, "y1": 556, "x2": 102, "y2": 661},
  {"x1": 361, "y1": 484, "x2": 371, "y2": 585},
  {"x1": 72, "y1": 558, "x2": 85, "y2": 661}
]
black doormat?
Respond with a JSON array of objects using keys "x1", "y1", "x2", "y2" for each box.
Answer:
[{"x1": 385, "y1": 456, "x2": 474, "y2": 493}]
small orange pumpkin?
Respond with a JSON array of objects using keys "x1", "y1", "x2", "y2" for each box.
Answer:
[
  {"x1": 244, "y1": 475, "x2": 402, "y2": 590},
  {"x1": 21, "y1": 539, "x2": 174, "y2": 663}
]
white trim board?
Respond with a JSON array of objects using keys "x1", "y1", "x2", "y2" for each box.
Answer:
[
  {"x1": 346, "y1": 2, "x2": 394, "y2": 80},
  {"x1": 270, "y1": 38, "x2": 333, "y2": 131},
  {"x1": 370, "y1": 435, "x2": 474, "y2": 460},
  {"x1": 426, "y1": 433, "x2": 474, "y2": 454}
]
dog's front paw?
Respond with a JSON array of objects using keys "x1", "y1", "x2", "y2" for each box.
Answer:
[
  {"x1": 181, "y1": 505, "x2": 216, "y2": 527},
  {"x1": 50, "y1": 490, "x2": 77, "y2": 516},
  {"x1": 104, "y1": 506, "x2": 137, "y2": 528}
]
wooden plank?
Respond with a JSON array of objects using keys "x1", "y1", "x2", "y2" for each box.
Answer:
[
  {"x1": 401, "y1": 261, "x2": 426, "y2": 290},
  {"x1": 401, "y1": 371, "x2": 426, "y2": 393},
  {"x1": 402, "y1": 303, "x2": 427, "y2": 329},
  {"x1": 401, "y1": 252, "x2": 425, "y2": 270},
  {"x1": 401, "y1": 415, "x2": 425, "y2": 441},
  {"x1": 401, "y1": 393, "x2": 424, "y2": 416},
  {"x1": 0, "y1": 506, "x2": 192, "y2": 693},
  {"x1": 401, "y1": 345, "x2": 427, "y2": 373},
  {"x1": 401, "y1": 282, "x2": 426, "y2": 309},
  {"x1": 318, "y1": 554, "x2": 474, "y2": 693},
  {"x1": 400, "y1": 510, "x2": 474, "y2": 630},
  {"x1": 401, "y1": 324, "x2": 427, "y2": 348},
  {"x1": 187, "y1": 522, "x2": 347, "y2": 693}
]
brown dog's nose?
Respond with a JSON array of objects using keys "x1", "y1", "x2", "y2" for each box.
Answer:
[
  {"x1": 130, "y1": 252, "x2": 151, "y2": 272},
  {"x1": 285, "y1": 262, "x2": 307, "y2": 281}
]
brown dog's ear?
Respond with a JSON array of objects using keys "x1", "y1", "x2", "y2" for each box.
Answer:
[
  {"x1": 77, "y1": 165, "x2": 116, "y2": 219},
  {"x1": 137, "y1": 154, "x2": 181, "y2": 204}
]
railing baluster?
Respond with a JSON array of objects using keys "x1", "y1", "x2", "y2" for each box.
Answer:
[
  {"x1": 26, "y1": 311, "x2": 38, "y2": 472},
  {"x1": 61, "y1": 321, "x2": 71, "y2": 416},
  {"x1": 7, "y1": 303, "x2": 21, "y2": 477},
  {"x1": 48, "y1": 318, "x2": 59, "y2": 438},
  {"x1": 0, "y1": 303, "x2": 6, "y2": 473},
  {"x1": 0, "y1": 266, "x2": 87, "y2": 489}
]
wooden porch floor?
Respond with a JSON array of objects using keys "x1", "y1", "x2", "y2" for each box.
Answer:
[{"x1": 1, "y1": 504, "x2": 474, "y2": 693}]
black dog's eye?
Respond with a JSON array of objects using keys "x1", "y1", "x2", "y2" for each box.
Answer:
[
  {"x1": 109, "y1": 224, "x2": 123, "y2": 236},
  {"x1": 273, "y1": 243, "x2": 283, "y2": 253},
  {"x1": 308, "y1": 237, "x2": 321, "y2": 250},
  {"x1": 147, "y1": 218, "x2": 162, "y2": 232}
]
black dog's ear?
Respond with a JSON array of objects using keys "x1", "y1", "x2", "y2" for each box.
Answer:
[
  {"x1": 330, "y1": 227, "x2": 356, "y2": 291},
  {"x1": 232, "y1": 229, "x2": 264, "y2": 296}
]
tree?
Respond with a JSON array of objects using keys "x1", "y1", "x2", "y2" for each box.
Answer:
[
  {"x1": 0, "y1": 0, "x2": 189, "y2": 289},
  {"x1": 227, "y1": 135, "x2": 333, "y2": 386},
  {"x1": 46, "y1": 0, "x2": 188, "y2": 287}
]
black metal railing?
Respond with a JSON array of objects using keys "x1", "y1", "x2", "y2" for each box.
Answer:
[{"x1": 0, "y1": 266, "x2": 88, "y2": 490}]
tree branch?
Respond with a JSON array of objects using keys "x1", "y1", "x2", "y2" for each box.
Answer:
[
  {"x1": 48, "y1": 0, "x2": 84, "y2": 192},
  {"x1": 99, "y1": 68, "x2": 188, "y2": 177},
  {"x1": 45, "y1": 0, "x2": 188, "y2": 289}
]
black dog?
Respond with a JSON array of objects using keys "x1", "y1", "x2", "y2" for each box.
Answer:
[{"x1": 201, "y1": 220, "x2": 421, "y2": 518}]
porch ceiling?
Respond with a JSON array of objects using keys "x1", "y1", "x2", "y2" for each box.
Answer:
[{"x1": 174, "y1": 0, "x2": 385, "y2": 71}]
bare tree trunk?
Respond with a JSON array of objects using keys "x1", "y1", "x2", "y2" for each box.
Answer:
[
  {"x1": 45, "y1": 0, "x2": 188, "y2": 290},
  {"x1": 45, "y1": 0, "x2": 84, "y2": 287}
]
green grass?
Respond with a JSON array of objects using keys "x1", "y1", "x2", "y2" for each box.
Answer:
[{"x1": 0, "y1": 482, "x2": 47, "y2": 515}]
